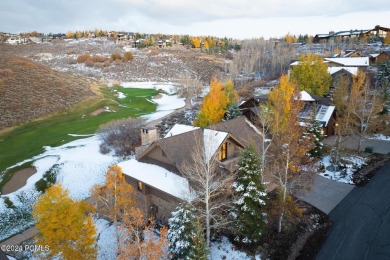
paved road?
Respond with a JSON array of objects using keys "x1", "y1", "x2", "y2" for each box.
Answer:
[
  {"x1": 296, "y1": 174, "x2": 355, "y2": 214},
  {"x1": 316, "y1": 161, "x2": 390, "y2": 260},
  {"x1": 324, "y1": 135, "x2": 390, "y2": 155}
]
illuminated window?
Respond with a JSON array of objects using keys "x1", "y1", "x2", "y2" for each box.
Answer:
[
  {"x1": 137, "y1": 181, "x2": 143, "y2": 191},
  {"x1": 218, "y1": 142, "x2": 227, "y2": 161}
]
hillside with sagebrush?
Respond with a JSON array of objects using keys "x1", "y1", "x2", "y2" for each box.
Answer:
[{"x1": 0, "y1": 53, "x2": 95, "y2": 130}]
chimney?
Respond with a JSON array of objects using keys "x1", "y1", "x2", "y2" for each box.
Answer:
[{"x1": 140, "y1": 126, "x2": 158, "y2": 145}]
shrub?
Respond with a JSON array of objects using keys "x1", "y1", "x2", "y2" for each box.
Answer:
[
  {"x1": 115, "y1": 59, "x2": 121, "y2": 65},
  {"x1": 103, "y1": 60, "x2": 111, "y2": 67},
  {"x1": 122, "y1": 52, "x2": 134, "y2": 62},
  {"x1": 98, "y1": 118, "x2": 146, "y2": 157},
  {"x1": 0, "y1": 69, "x2": 14, "y2": 77},
  {"x1": 35, "y1": 166, "x2": 58, "y2": 193},
  {"x1": 3, "y1": 197, "x2": 15, "y2": 208},
  {"x1": 77, "y1": 54, "x2": 91, "y2": 63},
  {"x1": 85, "y1": 59, "x2": 94, "y2": 67},
  {"x1": 90, "y1": 55, "x2": 106, "y2": 63},
  {"x1": 111, "y1": 53, "x2": 122, "y2": 61}
]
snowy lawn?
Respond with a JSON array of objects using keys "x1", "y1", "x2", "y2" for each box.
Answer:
[
  {"x1": 95, "y1": 219, "x2": 259, "y2": 260},
  {"x1": 119, "y1": 82, "x2": 185, "y2": 122},
  {"x1": 120, "y1": 81, "x2": 179, "y2": 95},
  {"x1": 318, "y1": 155, "x2": 367, "y2": 184},
  {"x1": 141, "y1": 93, "x2": 185, "y2": 122},
  {"x1": 0, "y1": 136, "x2": 118, "y2": 240},
  {"x1": 210, "y1": 236, "x2": 261, "y2": 260}
]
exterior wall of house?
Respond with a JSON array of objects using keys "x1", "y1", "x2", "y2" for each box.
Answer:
[
  {"x1": 124, "y1": 175, "x2": 181, "y2": 225},
  {"x1": 377, "y1": 53, "x2": 390, "y2": 64},
  {"x1": 226, "y1": 139, "x2": 240, "y2": 159},
  {"x1": 146, "y1": 145, "x2": 175, "y2": 165},
  {"x1": 147, "y1": 187, "x2": 182, "y2": 224}
]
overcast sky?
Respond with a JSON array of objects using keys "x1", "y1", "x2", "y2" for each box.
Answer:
[{"x1": 1, "y1": 0, "x2": 389, "y2": 39}]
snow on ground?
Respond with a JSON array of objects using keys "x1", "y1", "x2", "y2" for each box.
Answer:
[
  {"x1": 95, "y1": 218, "x2": 117, "y2": 260},
  {"x1": 1, "y1": 135, "x2": 118, "y2": 201},
  {"x1": 210, "y1": 236, "x2": 261, "y2": 260},
  {"x1": 141, "y1": 93, "x2": 185, "y2": 122},
  {"x1": 318, "y1": 155, "x2": 366, "y2": 184},
  {"x1": 120, "y1": 81, "x2": 178, "y2": 94},
  {"x1": 368, "y1": 134, "x2": 390, "y2": 141},
  {"x1": 117, "y1": 92, "x2": 126, "y2": 99}
]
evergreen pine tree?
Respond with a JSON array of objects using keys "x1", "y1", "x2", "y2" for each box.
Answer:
[
  {"x1": 167, "y1": 204, "x2": 197, "y2": 259},
  {"x1": 306, "y1": 119, "x2": 324, "y2": 158},
  {"x1": 225, "y1": 102, "x2": 241, "y2": 120},
  {"x1": 188, "y1": 220, "x2": 208, "y2": 260},
  {"x1": 232, "y1": 144, "x2": 267, "y2": 244}
]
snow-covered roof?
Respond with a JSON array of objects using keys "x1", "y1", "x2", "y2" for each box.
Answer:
[
  {"x1": 203, "y1": 129, "x2": 228, "y2": 162},
  {"x1": 118, "y1": 159, "x2": 194, "y2": 201},
  {"x1": 369, "y1": 53, "x2": 380, "y2": 58},
  {"x1": 315, "y1": 105, "x2": 335, "y2": 127},
  {"x1": 327, "y1": 67, "x2": 358, "y2": 75},
  {"x1": 324, "y1": 57, "x2": 369, "y2": 67},
  {"x1": 300, "y1": 91, "x2": 315, "y2": 101},
  {"x1": 164, "y1": 124, "x2": 199, "y2": 138}
]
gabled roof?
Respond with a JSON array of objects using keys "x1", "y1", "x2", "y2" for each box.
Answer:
[
  {"x1": 300, "y1": 91, "x2": 316, "y2": 102},
  {"x1": 324, "y1": 57, "x2": 369, "y2": 67},
  {"x1": 138, "y1": 127, "x2": 243, "y2": 175},
  {"x1": 328, "y1": 66, "x2": 358, "y2": 75},
  {"x1": 118, "y1": 159, "x2": 194, "y2": 201},
  {"x1": 212, "y1": 116, "x2": 264, "y2": 153},
  {"x1": 164, "y1": 124, "x2": 199, "y2": 138}
]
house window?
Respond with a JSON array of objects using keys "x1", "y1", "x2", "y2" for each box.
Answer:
[
  {"x1": 137, "y1": 181, "x2": 143, "y2": 191},
  {"x1": 218, "y1": 142, "x2": 227, "y2": 161}
]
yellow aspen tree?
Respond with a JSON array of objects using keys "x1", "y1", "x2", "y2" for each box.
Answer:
[
  {"x1": 267, "y1": 75, "x2": 296, "y2": 134},
  {"x1": 224, "y1": 79, "x2": 238, "y2": 105},
  {"x1": 119, "y1": 208, "x2": 169, "y2": 260},
  {"x1": 384, "y1": 33, "x2": 390, "y2": 45},
  {"x1": 290, "y1": 53, "x2": 332, "y2": 96},
  {"x1": 75, "y1": 31, "x2": 82, "y2": 39},
  {"x1": 204, "y1": 41, "x2": 209, "y2": 50},
  {"x1": 192, "y1": 37, "x2": 201, "y2": 48},
  {"x1": 91, "y1": 165, "x2": 136, "y2": 253},
  {"x1": 66, "y1": 31, "x2": 74, "y2": 39},
  {"x1": 33, "y1": 184, "x2": 96, "y2": 260},
  {"x1": 348, "y1": 71, "x2": 385, "y2": 151},
  {"x1": 267, "y1": 75, "x2": 315, "y2": 233},
  {"x1": 194, "y1": 76, "x2": 229, "y2": 127}
]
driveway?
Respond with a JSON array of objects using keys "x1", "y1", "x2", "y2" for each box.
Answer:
[
  {"x1": 324, "y1": 135, "x2": 390, "y2": 155},
  {"x1": 316, "y1": 161, "x2": 390, "y2": 259},
  {"x1": 296, "y1": 174, "x2": 355, "y2": 214}
]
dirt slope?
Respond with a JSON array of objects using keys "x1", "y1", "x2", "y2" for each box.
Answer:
[{"x1": 0, "y1": 53, "x2": 95, "y2": 130}]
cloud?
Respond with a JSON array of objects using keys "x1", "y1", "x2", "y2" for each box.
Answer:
[{"x1": 0, "y1": 0, "x2": 388, "y2": 38}]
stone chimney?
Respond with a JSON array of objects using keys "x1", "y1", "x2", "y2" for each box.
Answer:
[{"x1": 140, "y1": 126, "x2": 158, "y2": 145}]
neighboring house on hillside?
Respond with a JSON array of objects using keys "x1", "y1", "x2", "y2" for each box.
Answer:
[
  {"x1": 313, "y1": 25, "x2": 389, "y2": 43},
  {"x1": 328, "y1": 67, "x2": 358, "y2": 92},
  {"x1": 323, "y1": 57, "x2": 369, "y2": 68},
  {"x1": 369, "y1": 51, "x2": 390, "y2": 65},
  {"x1": 119, "y1": 117, "x2": 263, "y2": 223},
  {"x1": 239, "y1": 91, "x2": 336, "y2": 136},
  {"x1": 5, "y1": 36, "x2": 22, "y2": 44}
]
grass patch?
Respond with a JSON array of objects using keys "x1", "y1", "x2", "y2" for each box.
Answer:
[{"x1": 0, "y1": 86, "x2": 158, "y2": 182}]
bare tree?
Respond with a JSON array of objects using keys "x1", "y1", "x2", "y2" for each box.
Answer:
[
  {"x1": 181, "y1": 131, "x2": 235, "y2": 247},
  {"x1": 177, "y1": 73, "x2": 204, "y2": 101},
  {"x1": 349, "y1": 71, "x2": 385, "y2": 151},
  {"x1": 98, "y1": 118, "x2": 146, "y2": 157}
]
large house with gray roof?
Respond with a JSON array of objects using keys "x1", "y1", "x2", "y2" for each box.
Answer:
[{"x1": 119, "y1": 116, "x2": 264, "y2": 223}]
